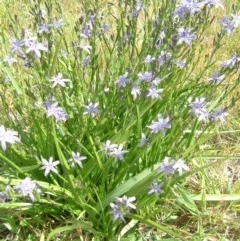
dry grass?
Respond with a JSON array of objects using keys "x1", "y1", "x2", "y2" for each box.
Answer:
[{"x1": 0, "y1": 0, "x2": 240, "y2": 240}]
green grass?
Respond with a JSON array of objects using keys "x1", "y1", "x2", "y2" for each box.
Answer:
[{"x1": 0, "y1": 0, "x2": 240, "y2": 240}]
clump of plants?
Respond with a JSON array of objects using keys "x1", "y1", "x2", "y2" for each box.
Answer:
[{"x1": 0, "y1": 0, "x2": 239, "y2": 240}]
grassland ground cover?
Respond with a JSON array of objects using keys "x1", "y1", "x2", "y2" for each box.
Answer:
[{"x1": 0, "y1": 0, "x2": 240, "y2": 240}]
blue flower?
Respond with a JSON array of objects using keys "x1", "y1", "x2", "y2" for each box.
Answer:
[
  {"x1": 158, "y1": 51, "x2": 172, "y2": 68},
  {"x1": 138, "y1": 71, "x2": 154, "y2": 83},
  {"x1": 146, "y1": 87, "x2": 163, "y2": 100},
  {"x1": 131, "y1": 85, "x2": 141, "y2": 101},
  {"x1": 220, "y1": 17, "x2": 235, "y2": 35},
  {"x1": 176, "y1": 28, "x2": 197, "y2": 46},
  {"x1": 101, "y1": 140, "x2": 118, "y2": 157},
  {"x1": 50, "y1": 73, "x2": 70, "y2": 88},
  {"x1": 148, "y1": 181, "x2": 164, "y2": 196},
  {"x1": 15, "y1": 177, "x2": 39, "y2": 201},
  {"x1": 40, "y1": 157, "x2": 60, "y2": 176},
  {"x1": 83, "y1": 101, "x2": 100, "y2": 118},
  {"x1": 138, "y1": 133, "x2": 148, "y2": 147},
  {"x1": 208, "y1": 71, "x2": 225, "y2": 84},
  {"x1": 4, "y1": 55, "x2": 17, "y2": 65},
  {"x1": 10, "y1": 38, "x2": 24, "y2": 55},
  {"x1": 189, "y1": 97, "x2": 209, "y2": 122},
  {"x1": 211, "y1": 107, "x2": 228, "y2": 123},
  {"x1": 115, "y1": 72, "x2": 129, "y2": 89},
  {"x1": 110, "y1": 144, "x2": 128, "y2": 162},
  {"x1": 25, "y1": 41, "x2": 48, "y2": 57},
  {"x1": 158, "y1": 157, "x2": 175, "y2": 177},
  {"x1": 220, "y1": 53, "x2": 240, "y2": 69},
  {"x1": 143, "y1": 55, "x2": 155, "y2": 65},
  {"x1": 68, "y1": 152, "x2": 87, "y2": 168},
  {"x1": 50, "y1": 19, "x2": 64, "y2": 29},
  {"x1": 46, "y1": 102, "x2": 68, "y2": 122},
  {"x1": 173, "y1": 159, "x2": 190, "y2": 176},
  {"x1": 110, "y1": 196, "x2": 136, "y2": 222},
  {"x1": 147, "y1": 114, "x2": 171, "y2": 135},
  {"x1": 0, "y1": 125, "x2": 20, "y2": 151},
  {"x1": 174, "y1": 0, "x2": 203, "y2": 19},
  {"x1": 203, "y1": 0, "x2": 224, "y2": 9},
  {"x1": 37, "y1": 24, "x2": 51, "y2": 34}
]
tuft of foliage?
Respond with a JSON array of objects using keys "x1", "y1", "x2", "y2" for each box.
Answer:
[{"x1": 0, "y1": 0, "x2": 239, "y2": 240}]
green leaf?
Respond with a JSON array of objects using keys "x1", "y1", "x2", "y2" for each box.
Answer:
[
  {"x1": 46, "y1": 221, "x2": 100, "y2": 241},
  {"x1": 0, "y1": 202, "x2": 33, "y2": 210},
  {"x1": 0, "y1": 176, "x2": 74, "y2": 199},
  {"x1": 191, "y1": 194, "x2": 240, "y2": 201},
  {"x1": 129, "y1": 214, "x2": 184, "y2": 240},
  {"x1": 95, "y1": 163, "x2": 160, "y2": 211},
  {"x1": 3, "y1": 68, "x2": 23, "y2": 95},
  {"x1": 49, "y1": 37, "x2": 62, "y2": 76},
  {"x1": 172, "y1": 186, "x2": 200, "y2": 215},
  {"x1": 0, "y1": 152, "x2": 23, "y2": 173}
]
